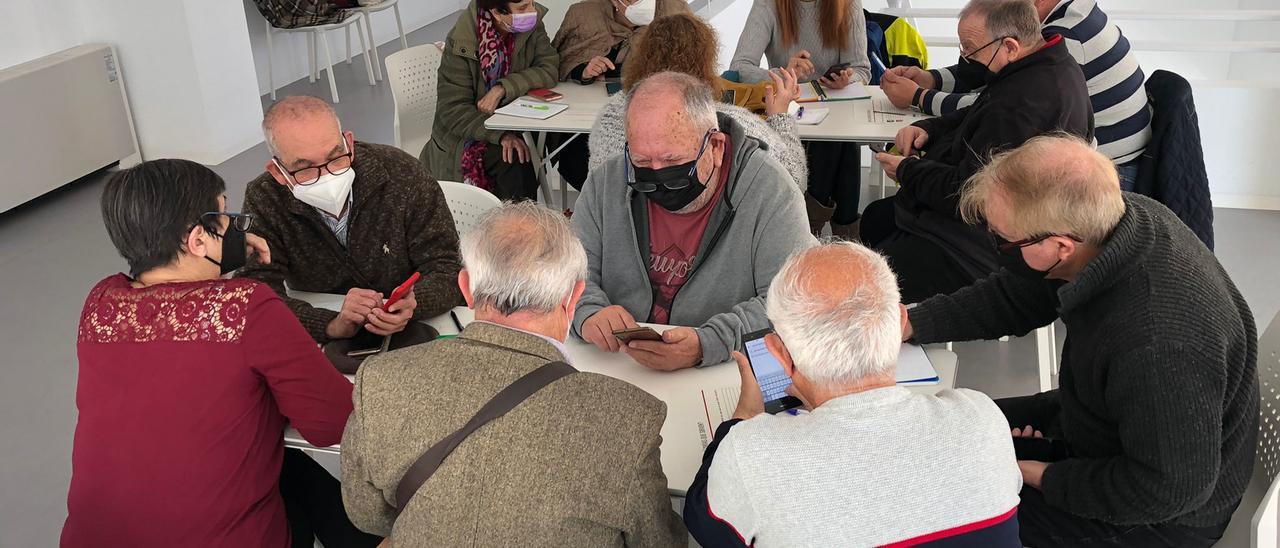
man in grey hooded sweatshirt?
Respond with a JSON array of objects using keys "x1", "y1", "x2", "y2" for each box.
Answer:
[{"x1": 571, "y1": 71, "x2": 816, "y2": 371}]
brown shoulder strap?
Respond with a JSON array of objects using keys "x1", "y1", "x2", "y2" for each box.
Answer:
[{"x1": 393, "y1": 360, "x2": 576, "y2": 514}]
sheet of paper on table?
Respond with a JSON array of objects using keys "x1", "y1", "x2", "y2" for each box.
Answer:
[
  {"x1": 494, "y1": 98, "x2": 569, "y2": 120},
  {"x1": 868, "y1": 98, "x2": 930, "y2": 123},
  {"x1": 795, "y1": 107, "x2": 830, "y2": 125},
  {"x1": 693, "y1": 344, "x2": 939, "y2": 448}
]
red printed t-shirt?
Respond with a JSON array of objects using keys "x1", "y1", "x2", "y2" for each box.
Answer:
[{"x1": 645, "y1": 137, "x2": 732, "y2": 324}]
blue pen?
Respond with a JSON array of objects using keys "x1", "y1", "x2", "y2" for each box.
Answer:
[
  {"x1": 870, "y1": 52, "x2": 888, "y2": 74},
  {"x1": 796, "y1": 106, "x2": 805, "y2": 120}
]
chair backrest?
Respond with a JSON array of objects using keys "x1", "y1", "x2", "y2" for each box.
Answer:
[
  {"x1": 438, "y1": 181, "x2": 502, "y2": 236},
  {"x1": 1259, "y1": 311, "x2": 1280, "y2": 482},
  {"x1": 386, "y1": 42, "x2": 444, "y2": 158}
]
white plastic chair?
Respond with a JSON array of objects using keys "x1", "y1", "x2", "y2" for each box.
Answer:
[
  {"x1": 264, "y1": 13, "x2": 376, "y2": 104},
  {"x1": 349, "y1": 0, "x2": 408, "y2": 82},
  {"x1": 1218, "y1": 310, "x2": 1280, "y2": 547},
  {"x1": 385, "y1": 43, "x2": 444, "y2": 158},
  {"x1": 438, "y1": 180, "x2": 502, "y2": 236}
]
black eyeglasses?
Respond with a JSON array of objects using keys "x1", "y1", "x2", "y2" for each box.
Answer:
[
  {"x1": 277, "y1": 137, "x2": 353, "y2": 185},
  {"x1": 993, "y1": 232, "x2": 1081, "y2": 253},
  {"x1": 624, "y1": 131, "x2": 714, "y2": 193},
  {"x1": 961, "y1": 36, "x2": 1010, "y2": 63},
  {"x1": 199, "y1": 212, "x2": 255, "y2": 233}
]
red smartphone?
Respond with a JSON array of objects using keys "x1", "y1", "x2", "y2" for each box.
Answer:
[
  {"x1": 528, "y1": 88, "x2": 563, "y2": 102},
  {"x1": 382, "y1": 272, "x2": 421, "y2": 311}
]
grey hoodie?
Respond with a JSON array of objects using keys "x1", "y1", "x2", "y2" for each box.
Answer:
[{"x1": 571, "y1": 113, "x2": 816, "y2": 366}]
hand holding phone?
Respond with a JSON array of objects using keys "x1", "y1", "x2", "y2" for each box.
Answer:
[
  {"x1": 613, "y1": 326, "x2": 663, "y2": 343},
  {"x1": 823, "y1": 62, "x2": 852, "y2": 79},
  {"x1": 743, "y1": 329, "x2": 802, "y2": 414},
  {"x1": 382, "y1": 272, "x2": 421, "y2": 311}
]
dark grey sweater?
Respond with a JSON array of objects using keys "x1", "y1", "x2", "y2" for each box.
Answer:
[{"x1": 911, "y1": 193, "x2": 1257, "y2": 528}]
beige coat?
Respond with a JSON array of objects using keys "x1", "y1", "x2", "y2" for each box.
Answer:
[
  {"x1": 341, "y1": 321, "x2": 686, "y2": 546},
  {"x1": 551, "y1": 0, "x2": 690, "y2": 81}
]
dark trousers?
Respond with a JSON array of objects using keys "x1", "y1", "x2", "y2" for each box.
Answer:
[
  {"x1": 860, "y1": 197, "x2": 973, "y2": 303},
  {"x1": 994, "y1": 395, "x2": 1230, "y2": 548},
  {"x1": 280, "y1": 448, "x2": 382, "y2": 548},
  {"x1": 804, "y1": 141, "x2": 862, "y2": 224},
  {"x1": 546, "y1": 132, "x2": 589, "y2": 191},
  {"x1": 482, "y1": 143, "x2": 539, "y2": 201}
]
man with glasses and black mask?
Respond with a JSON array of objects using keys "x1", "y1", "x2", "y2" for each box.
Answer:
[
  {"x1": 862, "y1": 0, "x2": 1092, "y2": 304},
  {"x1": 571, "y1": 71, "x2": 814, "y2": 371},
  {"x1": 906, "y1": 136, "x2": 1257, "y2": 547},
  {"x1": 241, "y1": 95, "x2": 464, "y2": 345}
]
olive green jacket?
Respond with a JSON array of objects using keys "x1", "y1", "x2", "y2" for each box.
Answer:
[{"x1": 420, "y1": 2, "x2": 559, "y2": 181}]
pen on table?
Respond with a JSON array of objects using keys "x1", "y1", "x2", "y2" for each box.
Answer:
[
  {"x1": 520, "y1": 103, "x2": 551, "y2": 111},
  {"x1": 449, "y1": 310, "x2": 464, "y2": 332},
  {"x1": 795, "y1": 106, "x2": 805, "y2": 120}
]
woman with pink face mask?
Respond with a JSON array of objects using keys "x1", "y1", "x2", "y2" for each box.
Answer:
[{"x1": 421, "y1": 0, "x2": 559, "y2": 201}]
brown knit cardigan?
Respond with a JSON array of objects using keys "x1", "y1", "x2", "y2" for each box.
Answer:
[{"x1": 240, "y1": 142, "x2": 464, "y2": 343}]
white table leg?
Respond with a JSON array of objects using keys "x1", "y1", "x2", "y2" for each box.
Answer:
[
  {"x1": 522, "y1": 131, "x2": 554, "y2": 207},
  {"x1": 1035, "y1": 325, "x2": 1054, "y2": 392}
]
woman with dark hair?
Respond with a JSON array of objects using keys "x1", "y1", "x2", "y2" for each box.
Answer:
[
  {"x1": 421, "y1": 0, "x2": 558, "y2": 200},
  {"x1": 62, "y1": 159, "x2": 373, "y2": 547},
  {"x1": 731, "y1": 0, "x2": 871, "y2": 239},
  {"x1": 587, "y1": 13, "x2": 808, "y2": 191}
]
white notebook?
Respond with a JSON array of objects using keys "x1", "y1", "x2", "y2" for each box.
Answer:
[{"x1": 494, "y1": 98, "x2": 569, "y2": 120}]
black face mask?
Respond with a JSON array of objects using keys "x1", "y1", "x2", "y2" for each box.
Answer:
[
  {"x1": 994, "y1": 235, "x2": 1059, "y2": 280},
  {"x1": 628, "y1": 131, "x2": 715, "y2": 212},
  {"x1": 633, "y1": 160, "x2": 708, "y2": 211},
  {"x1": 205, "y1": 225, "x2": 246, "y2": 275},
  {"x1": 957, "y1": 36, "x2": 1006, "y2": 85}
]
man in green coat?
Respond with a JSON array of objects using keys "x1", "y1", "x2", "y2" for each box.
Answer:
[{"x1": 421, "y1": 0, "x2": 559, "y2": 200}]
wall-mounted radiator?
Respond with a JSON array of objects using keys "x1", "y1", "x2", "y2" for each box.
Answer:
[{"x1": 0, "y1": 44, "x2": 141, "y2": 214}]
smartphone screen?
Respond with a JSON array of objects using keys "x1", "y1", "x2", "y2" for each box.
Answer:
[{"x1": 744, "y1": 329, "x2": 802, "y2": 413}]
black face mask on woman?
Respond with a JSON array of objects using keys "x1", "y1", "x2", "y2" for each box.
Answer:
[
  {"x1": 204, "y1": 220, "x2": 247, "y2": 275},
  {"x1": 627, "y1": 131, "x2": 715, "y2": 212}
]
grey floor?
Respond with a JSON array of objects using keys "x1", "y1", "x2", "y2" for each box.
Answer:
[{"x1": 3, "y1": 10, "x2": 1279, "y2": 546}]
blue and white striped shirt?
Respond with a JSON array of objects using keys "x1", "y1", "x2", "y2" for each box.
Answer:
[{"x1": 921, "y1": 0, "x2": 1151, "y2": 164}]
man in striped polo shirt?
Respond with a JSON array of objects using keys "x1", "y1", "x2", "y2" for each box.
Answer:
[{"x1": 882, "y1": 0, "x2": 1151, "y2": 188}]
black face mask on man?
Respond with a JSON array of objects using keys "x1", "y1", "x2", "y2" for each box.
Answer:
[
  {"x1": 956, "y1": 36, "x2": 1008, "y2": 85},
  {"x1": 627, "y1": 131, "x2": 715, "y2": 212},
  {"x1": 993, "y1": 233, "x2": 1073, "y2": 280}
]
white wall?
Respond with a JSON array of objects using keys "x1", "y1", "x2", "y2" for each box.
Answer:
[
  {"x1": 244, "y1": 0, "x2": 468, "y2": 97},
  {"x1": 702, "y1": 0, "x2": 1280, "y2": 210},
  {"x1": 2, "y1": 0, "x2": 265, "y2": 165}
]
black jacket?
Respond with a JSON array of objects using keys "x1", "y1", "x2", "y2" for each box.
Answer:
[
  {"x1": 1136, "y1": 70, "x2": 1214, "y2": 250},
  {"x1": 911, "y1": 194, "x2": 1257, "y2": 528},
  {"x1": 896, "y1": 36, "x2": 1094, "y2": 280}
]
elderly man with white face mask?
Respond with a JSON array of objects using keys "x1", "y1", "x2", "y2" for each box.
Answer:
[{"x1": 240, "y1": 95, "x2": 464, "y2": 345}]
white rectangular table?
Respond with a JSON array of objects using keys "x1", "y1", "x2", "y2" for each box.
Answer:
[
  {"x1": 483, "y1": 83, "x2": 924, "y2": 208},
  {"x1": 285, "y1": 302, "x2": 957, "y2": 495}
]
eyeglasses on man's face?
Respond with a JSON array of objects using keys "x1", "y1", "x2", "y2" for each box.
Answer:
[
  {"x1": 277, "y1": 135, "x2": 353, "y2": 186},
  {"x1": 199, "y1": 212, "x2": 255, "y2": 234}
]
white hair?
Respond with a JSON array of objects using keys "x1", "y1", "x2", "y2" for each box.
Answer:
[
  {"x1": 624, "y1": 71, "x2": 719, "y2": 135},
  {"x1": 459, "y1": 201, "x2": 587, "y2": 315},
  {"x1": 766, "y1": 242, "x2": 902, "y2": 386}
]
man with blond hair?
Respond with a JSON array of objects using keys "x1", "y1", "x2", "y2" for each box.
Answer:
[
  {"x1": 684, "y1": 242, "x2": 1022, "y2": 547},
  {"x1": 905, "y1": 135, "x2": 1257, "y2": 546}
]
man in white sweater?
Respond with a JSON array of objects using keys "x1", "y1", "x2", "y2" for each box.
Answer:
[{"x1": 684, "y1": 242, "x2": 1023, "y2": 547}]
